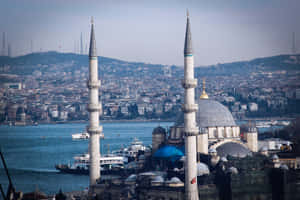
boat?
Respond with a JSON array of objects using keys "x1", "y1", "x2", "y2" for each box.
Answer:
[
  {"x1": 56, "y1": 138, "x2": 147, "y2": 175},
  {"x1": 256, "y1": 121, "x2": 272, "y2": 128},
  {"x1": 113, "y1": 137, "x2": 148, "y2": 161},
  {"x1": 55, "y1": 153, "x2": 126, "y2": 175},
  {"x1": 72, "y1": 132, "x2": 90, "y2": 140},
  {"x1": 73, "y1": 153, "x2": 126, "y2": 165}
]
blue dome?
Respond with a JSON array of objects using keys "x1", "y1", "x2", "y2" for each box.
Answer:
[{"x1": 154, "y1": 145, "x2": 184, "y2": 161}]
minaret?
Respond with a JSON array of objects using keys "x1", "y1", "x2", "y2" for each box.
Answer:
[
  {"x1": 2, "y1": 32, "x2": 6, "y2": 56},
  {"x1": 8, "y1": 43, "x2": 11, "y2": 57},
  {"x1": 80, "y1": 32, "x2": 84, "y2": 55},
  {"x1": 87, "y1": 17, "x2": 103, "y2": 191},
  {"x1": 182, "y1": 11, "x2": 199, "y2": 200}
]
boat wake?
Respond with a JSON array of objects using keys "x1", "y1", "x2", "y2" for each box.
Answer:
[{"x1": 3, "y1": 167, "x2": 60, "y2": 173}]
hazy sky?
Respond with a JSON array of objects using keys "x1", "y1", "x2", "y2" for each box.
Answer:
[{"x1": 0, "y1": 0, "x2": 299, "y2": 66}]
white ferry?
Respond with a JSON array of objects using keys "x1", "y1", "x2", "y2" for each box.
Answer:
[
  {"x1": 113, "y1": 137, "x2": 148, "y2": 159},
  {"x1": 71, "y1": 132, "x2": 90, "y2": 140}
]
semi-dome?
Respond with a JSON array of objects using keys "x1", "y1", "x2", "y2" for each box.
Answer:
[
  {"x1": 152, "y1": 126, "x2": 166, "y2": 135},
  {"x1": 216, "y1": 142, "x2": 251, "y2": 158},
  {"x1": 175, "y1": 99, "x2": 236, "y2": 128}
]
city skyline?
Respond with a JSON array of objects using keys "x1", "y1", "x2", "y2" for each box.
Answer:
[{"x1": 0, "y1": 0, "x2": 299, "y2": 66}]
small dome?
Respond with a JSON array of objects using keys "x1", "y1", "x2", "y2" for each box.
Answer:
[
  {"x1": 216, "y1": 142, "x2": 251, "y2": 158},
  {"x1": 173, "y1": 168, "x2": 180, "y2": 172},
  {"x1": 197, "y1": 162, "x2": 210, "y2": 176},
  {"x1": 209, "y1": 148, "x2": 217, "y2": 154},
  {"x1": 228, "y1": 167, "x2": 238, "y2": 174},
  {"x1": 220, "y1": 157, "x2": 228, "y2": 162},
  {"x1": 280, "y1": 164, "x2": 289, "y2": 170},
  {"x1": 272, "y1": 154, "x2": 279, "y2": 160},
  {"x1": 152, "y1": 126, "x2": 166, "y2": 135},
  {"x1": 167, "y1": 177, "x2": 182, "y2": 183},
  {"x1": 260, "y1": 146, "x2": 268, "y2": 152},
  {"x1": 151, "y1": 175, "x2": 164, "y2": 183},
  {"x1": 125, "y1": 174, "x2": 137, "y2": 182},
  {"x1": 139, "y1": 172, "x2": 156, "y2": 176},
  {"x1": 179, "y1": 156, "x2": 186, "y2": 162}
]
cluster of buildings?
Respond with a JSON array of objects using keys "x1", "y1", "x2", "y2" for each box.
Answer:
[{"x1": 1, "y1": 63, "x2": 299, "y2": 125}]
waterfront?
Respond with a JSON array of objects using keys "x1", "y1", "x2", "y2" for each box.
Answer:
[
  {"x1": 0, "y1": 120, "x2": 285, "y2": 195},
  {"x1": 0, "y1": 121, "x2": 172, "y2": 195}
]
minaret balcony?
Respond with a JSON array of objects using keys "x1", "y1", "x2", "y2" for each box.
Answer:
[
  {"x1": 182, "y1": 104, "x2": 198, "y2": 113},
  {"x1": 87, "y1": 125, "x2": 104, "y2": 137},
  {"x1": 183, "y1": 128, "x2": 199, "y2": 136},
  {"x1": 181, "y1": 79, "x2": 197, "y2": 89},
  {"x1": 87, "y1": 80, "x2": 101, "y2": 89},
  {"x1": 87, "y1": 103, "x2": 102, "y2": 112}
]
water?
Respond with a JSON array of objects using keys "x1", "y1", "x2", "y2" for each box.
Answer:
[{"x1": 0, "y1": 121, "x2": 172, "y2": 195}]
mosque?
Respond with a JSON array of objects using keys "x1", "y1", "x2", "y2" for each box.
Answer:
[
  {"x1": 86, "y1": 12, "x2": 300, "y2": 200},
  {"x1": 152, "y1": 78, "x2": 258, "y2": 160}
]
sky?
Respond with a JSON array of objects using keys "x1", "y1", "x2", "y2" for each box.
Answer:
[{"x1": 0, "y1": 0, "x2": 299, "y2": 66}]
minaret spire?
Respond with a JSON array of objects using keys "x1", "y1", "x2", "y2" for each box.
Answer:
[
  {"x1": 87, "y1": 17, "x2": 103, "y2": 194},
  {"x1": 89, "y1": 17, "x2": 97, "y2": 57},
  {"x1": 182, "y1": 12, "x2": 199, "y2": 200},
  {"x1": 184, "y1": 11, "x2": 193, "y2": 55}
]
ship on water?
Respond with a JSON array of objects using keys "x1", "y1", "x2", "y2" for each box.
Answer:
[
  {"x1": 71, "y1": 132, "x2": 90, "y2": 140},
  {"x1": 55, "y1": 137, "x2": 149, "y2": 175}
]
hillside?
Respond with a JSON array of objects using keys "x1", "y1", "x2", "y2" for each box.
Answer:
[{"x1": 0, "y1": 52, "x2": 299, "y2": 78}]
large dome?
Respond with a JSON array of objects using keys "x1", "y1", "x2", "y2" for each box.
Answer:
[{"x1": 175, "y1": 99, "x2": 236, "y2": 128}]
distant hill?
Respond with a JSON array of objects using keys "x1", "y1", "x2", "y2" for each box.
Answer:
[
  {"x1": 195, "y1": 54, "x2": 300, "y2": 76},
  {"x1": 0, "y1": 51, "x2": 299, "y2": 77}
]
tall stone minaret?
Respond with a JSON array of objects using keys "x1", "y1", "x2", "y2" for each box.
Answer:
[
  {"x1": 87, "y1": 18, "x2": 103, "y2": 190},
  {"x1": 182, "y1": 12, "x2": 199, "y2": 200}
]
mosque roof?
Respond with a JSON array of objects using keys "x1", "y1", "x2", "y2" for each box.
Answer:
[
  {"x1": 216, "y1": 142, "x2": 252, "y2": 158},
  {"x1": 153, "y1": 145, "x2": 184, "y2": 161},
  {"x1": 175, "y1": 99, "x2": 236, "y2": 128}
]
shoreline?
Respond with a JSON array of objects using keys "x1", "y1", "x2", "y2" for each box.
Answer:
[
  {"x1": 0, "y1": 116, "x2": 295, "y2": 127},
  {"x1": 0, "y1": 118, "x2": 176, "y2": 126}
]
